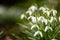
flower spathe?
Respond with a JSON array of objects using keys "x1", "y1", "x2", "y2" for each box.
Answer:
[
  {"x1": 31, "y1": 24, "x2": 39, "y2": 30},
  {"x1": 34, "y1": 31, "x2": 43, "y2": 37}
]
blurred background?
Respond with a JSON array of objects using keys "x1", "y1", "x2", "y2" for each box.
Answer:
[{"x1": 0, "y1": 0, "x2": 60, "y2": 12}]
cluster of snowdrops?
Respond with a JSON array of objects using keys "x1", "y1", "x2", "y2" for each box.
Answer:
[{"x1": 20, "y1": 5, "x2": 60, "y2": 40}]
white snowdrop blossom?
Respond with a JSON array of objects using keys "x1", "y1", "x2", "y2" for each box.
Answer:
[
  {"x1": 51, "y1": 9, "x2": 57, "y2": 16},
  {"x1": 51, "y1": 39, "x2": 57, "y2": 40},
  {"x1": 49, "y1": 16, "x2": 57, "y2": 23},
  {"x1": 39, "y1": 7, "x2": 50, "y2": 16},
  {"x1": 39, "y1": 7, "x2": 49, "y2": 12},
  {"x1": 28, "y1": 16, "x2": 36, "y2": 23},
  {"x1": 37, "y1": 16, "x2": 44, "y2": 22},
  {"x1": 43, "y1": 19, "x2": 48, "y2": 25},
  {"x1": 34, "y1": 31, "x2": 43, "y2": 37},
  {"x1": 43, "y1": 11, "x2": 50, "y2": 16},
  {"x1": 20, "y1": 14, "x2": 26, "y2": 19},
  {"x1": 31, "y1": 24, "x2": 39, "y2": 30},
  {"x1": 44, "y1": 26, "x2": 53, "y2": 32},
  {"x1": 58, "y1": 16, "x2": 60, "y2": 22},
  {"x1": 28, "y1": 5, "x2": 37, "y2": 12},
  {"x1": 39, "y1": 7, "x2": 46, "y2": 12},
  {"x1": 26, "y1": 10, "x2": 33, "y2": 15},
  {"x1": 37, "y1": 16, "x2": 48, "y2": 25}
]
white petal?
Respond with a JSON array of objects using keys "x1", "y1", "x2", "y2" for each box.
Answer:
[
  {"x1": 43, "y1": 11, "x2": 50, "y2": 16},
  {"x1": 51, "y1": 39, "x2": 57, "y2": 40},
  {"x1": 39, "y1": 32, "x2": 43, "y2": 37},
  {"x1": 28, "y1": 16, "x2": 37, "y2": 23},
  {"x1": 39, "y1": 7, "x2": 45, "y2": 12},
  {"x1": 51, "y1": 9, "x2": 57, "y2": 16},
  {"x1": 37, "y1": 16, "x2": 45, "y2": 22},
  {"x1": 34, "y1": 31, "x2": 39, "y2": 37},
  {"x1": 49, "y1": 17, "x2": 57, "y2": 23},
  {"x1": 44, "y1": 26, "x2": 53, "y2": 32},
  {"x1": 39, "y1": 7, "x2": 49, "y2": 12},
  {"x1": 20, "y1": 14, "x2": 26, "y2": 19},
  {"x1": 44, "y1": 19, "x2": 48, "y2": 25},
  {"x1": 28, "y1": 16, "x2": 32, "y2": 20},
  {"x1": 34, "y1": 31, "x2": 43, "y2": 37},
  {"x1": 29, "y1": 5, "x2": 37, "y2": 12},
  {"x1": 32, "y1": 17, "x2": 36, "y2": 23},
  {"x1": 59, "y1": 16, "x2": 60, "y2": 22},
  {"x1": 44, "y1": 26, "x2": 49, "y2": 32},
  {"x1": 31, "y1": 24, "x2": 39, "y2": 30},
  {"x1": 26, "y1": 11, "x2": 33, "y2": 15}
]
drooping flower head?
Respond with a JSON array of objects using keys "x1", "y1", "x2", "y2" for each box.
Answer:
[
  {"x1": 44, "y1": 26, "x2": 53, "y2": 32},
  {"x1": 28, "y1": 5, "x2": 37, "y2": 12},
  {"x1": 34, "y1": 31, "x2": 43, "y2": 37}
]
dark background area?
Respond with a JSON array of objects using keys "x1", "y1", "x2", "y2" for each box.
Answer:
[{"x1": 0, "y1": 0, "x2": 28, "y2": 6}]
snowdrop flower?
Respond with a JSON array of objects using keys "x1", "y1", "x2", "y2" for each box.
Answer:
[
  {"x1": 44, "y1": 26, "x2": 53, "y2": 32},
  {"x1": 39, "y1": 7, "x2": 50, "y2": 16},
  {"x1": 37, "y1": 16, "x2": 48, "y2": 25},
  {"x1": 49, "y1": 16, "x2": 57, "y2": 23},
  {"x1": 58, "y1": 16, "x2": 60, "y2": 22},
  {"x1": 51, "y1": 39, "x2": 57, "y2": 40},
  {"x1": 39, "y1": 7, "x2": 46, "y2": 12},
  {"x1": 43, "y1": 10, "x2": 50, "y2": 16},
  {"x1": 28, "y1": 16, "x2": 36, "y2": 23},
  {"x1": 51, "y1": 9, "x2": 57, "y2": 16},
  {"x1": 39, "y1": 7, "x2": 49, "y2": 12},
  {"x1": 28, "y1": 5, "x2": 37, "y2": 12},
  {"x1": 34, "y1": 31, "x2": 43, "y2": 37},
  {"x1": 37, "y1": 16, "x2": 44, "y2": 22},
  {"x1": 31, "y1": 24, "x2": 39, "y2": 30},
  {"x1": 20, "y1": 14, "x2": 26, "y2": 19},
  {"x1": 43, "y1": 19, "x2": 48, "y2": 25},
  {"x1": 26, "y1": 10, "x2": 33, "y2": 15}
]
